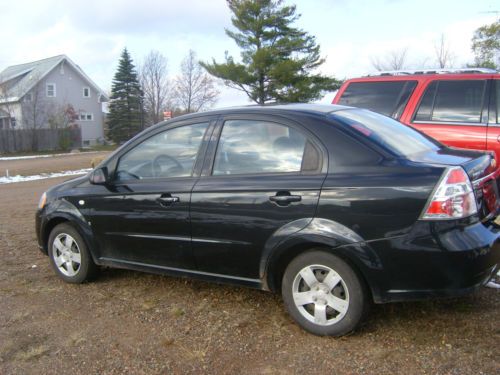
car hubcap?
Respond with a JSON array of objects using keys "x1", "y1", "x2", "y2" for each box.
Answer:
[
  {"x1": 52, "y1": 233, "x2": 81, "y2": 277},
  {"x1": 292, "y1": 264, "x2": 349, "y2": 326}
]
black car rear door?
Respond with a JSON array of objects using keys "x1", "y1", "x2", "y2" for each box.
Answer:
[{"x1": 190, "y1": 114, "x2": 327, "y2": 281}]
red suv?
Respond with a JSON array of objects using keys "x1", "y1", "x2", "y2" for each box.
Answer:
[{"x1": 333, "y1": 69, "x2": 500, "y2": 161}]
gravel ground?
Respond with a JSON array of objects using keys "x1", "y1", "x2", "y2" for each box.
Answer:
[
  {"x1": 0, "y1": 158, "x2": 499, "y2": 374},
  {"x1": 0, "y1": 151, "x2": 110, "y2": 177}
]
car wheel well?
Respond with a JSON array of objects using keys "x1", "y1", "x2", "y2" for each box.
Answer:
[
  {"x1": 267, "y1": 243, "x2": 313, "y2": 292},
  {"x1": 42, "y1": 217, "x2": 69, "y2": 253},
  {"x1": 267, "y1": 244, "x2": 373, "y2": 301}
]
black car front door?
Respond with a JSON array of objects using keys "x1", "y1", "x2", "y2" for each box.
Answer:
[{"x1": 87, "y1": 120, "x2": 212, "y2": 269}]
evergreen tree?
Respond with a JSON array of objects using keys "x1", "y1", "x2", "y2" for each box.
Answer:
[
  {"x1": 107, "y1": 48, "x2": 144, "y2": 143},
  {"x1": 201, "y1": 0, "x2": 340, "y2": 104}
]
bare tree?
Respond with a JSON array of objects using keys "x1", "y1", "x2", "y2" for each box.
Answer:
[
  {"x1": 46, "y1": 103, "x2": 79, "y2": 150},
  {"x1": 21, "y1": 80, "x2": 51, "y2": 151},
  {"x1": 174, "y1": 50, "x2": 219, "y2": 114},
  {"x1": 48, "y1": 103, "x2": 78, "y2": 129},
  {"x1": 0, "y1": 78, "x2": 16, "y2": 129},
  {"x1": 371, "y1": 48, "x2": 409, "y2": 71},
  {"x1": 139, "y1": 50, "x2": 171, "y2": 126},
  {"x1": 434, "y1": 34, "x2": 455, "y2": 68}
]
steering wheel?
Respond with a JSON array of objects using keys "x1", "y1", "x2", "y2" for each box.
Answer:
[
  {"x1": 117, "y1": 170, "x2": 141, "y2": 180},
  {"x1": 152, "y1": 154, "x2": 184, "y2": 177}
]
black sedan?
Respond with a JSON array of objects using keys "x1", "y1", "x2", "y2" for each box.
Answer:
[{"x1": 35, "y1": 104, "x2": 500, "y2": 336}]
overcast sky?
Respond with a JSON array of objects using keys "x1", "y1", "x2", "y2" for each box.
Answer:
[{"x1": 0, "y1": 0, "x2": 498, "y2": 107}]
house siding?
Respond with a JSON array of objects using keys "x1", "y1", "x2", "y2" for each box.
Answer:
[{"x1": 32, "y1": 62, "x2": 105, "y2": 145}]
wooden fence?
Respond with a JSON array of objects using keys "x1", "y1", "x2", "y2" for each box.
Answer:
[{"x1": 0, "y1": 127, "x2": 81, "y2": 153}]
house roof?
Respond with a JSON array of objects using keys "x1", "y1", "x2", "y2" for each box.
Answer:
[{"x1": 0, "y1": 55, "x2": 109, "y2": 102}]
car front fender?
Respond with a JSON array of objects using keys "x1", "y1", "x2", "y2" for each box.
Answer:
[{"x1": 39, "y1": 198, "x2": 98, "y2": 262}]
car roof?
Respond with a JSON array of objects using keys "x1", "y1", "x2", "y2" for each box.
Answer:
[
  {"x1": 158, "y1": 103, "x2": 353, "y2": 125},
  {"x1": 342, "y1": 71, "x2": 499, "y2": 83}
]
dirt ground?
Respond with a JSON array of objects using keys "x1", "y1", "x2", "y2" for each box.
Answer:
[
  {"x1": 0, "y1": 157, "x2": 499, "y2": 375},
  {"x1": 0, "y1": 151, "x2": 110, "y2": 177}
]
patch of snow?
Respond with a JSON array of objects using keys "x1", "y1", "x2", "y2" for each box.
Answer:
[
  {"x1": 0, "y1": 168, "x2": 91, "y2": 184},
  {"x1": 0, "y1": 151, "x2": 100, "y2": 161},
  {"x1": 485, "y1": 280, "x2": 500, "y2": 289}
]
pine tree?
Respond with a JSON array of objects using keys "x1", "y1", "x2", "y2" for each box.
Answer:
[
  {"x1": 107, "y1": 48, "x2": 144, "y2": 143},
  {"x1": 201, "y1": 0, "x2": 340, "y2": 104}
]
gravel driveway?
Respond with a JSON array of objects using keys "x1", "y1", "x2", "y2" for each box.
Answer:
[
  {"x1": 0, "y1": 151, "x2": 110, "y2": 177},
  {"x1": 0, "y1": 159, "x2": 498, "y2": 374}
]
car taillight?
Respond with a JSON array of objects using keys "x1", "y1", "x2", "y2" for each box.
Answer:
[{"x1": 421, "y1": 166, "x2": 477, "y2": 220}]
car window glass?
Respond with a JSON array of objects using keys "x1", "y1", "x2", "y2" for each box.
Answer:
[
  {"x1": 116, "y1": 122, "x2": 209, "y2": 181},
  {"x1": 414, "y1": 81, "x2": 437, "y2": 121},
  {"x1": 213, "y1": 120, "x2": 307, "y2": 175},
  {"x1": 414, "y1": 80, "x2": 486, "y2": 123},
  {"x1": 301, "y1": 140, "x2": 321, "y2": 172},
  {"x1": 338, "y1": 81, "x2": 416, "y2": 118},
  {"x1": 393, "y1": 81, "x2": 418, "y2": 119},
  {"x1": 332, "y1": 109, "x2": 440, "y2": 157}
]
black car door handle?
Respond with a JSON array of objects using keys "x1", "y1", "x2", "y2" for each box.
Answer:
[
  {"x1": 269, "y1": 193, "x2": 302, "y2": 206},
  {"x1": 157, "y1": 194, "x2": 180, "y2": 206}
]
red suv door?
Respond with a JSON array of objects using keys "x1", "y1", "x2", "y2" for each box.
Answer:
[{"x1": 402, "y1": 78, "x2": 490, "y2": 156}]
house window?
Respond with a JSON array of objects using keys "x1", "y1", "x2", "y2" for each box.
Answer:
[
  {"x1": 0, "y1": 117, "x2": 14, "y2": 129},
  {"x1": 46, "y1": 83, "x2": 56, "y2": 97},
  {"x1": 79, "y1": 113, "x2": 93, "y2": 121},
  {"x1": 83, "y1": 87, "x2": 90, "y2": 98},
  {"x1": 24, "y1": 93, "x2": 32, "y2": 102}
]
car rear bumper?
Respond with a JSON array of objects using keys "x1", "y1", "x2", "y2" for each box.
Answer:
[
  {"x1": 361, "y1": 216, "x2": 500, "y2": 303},
  {"x1": 379, "y1": 264, "x2": 498, "y2": 302}
]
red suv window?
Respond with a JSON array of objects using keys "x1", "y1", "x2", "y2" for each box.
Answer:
[
  {"x1": 337, "y1": 81, "x2": 417, "y2": 119},
  {"x1": 413, "y1": 80, "x2": 487, "y2": 123}
]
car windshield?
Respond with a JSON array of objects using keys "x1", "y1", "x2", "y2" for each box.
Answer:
[{"x1": 330, "y1": 109, "x2": 441, "y2": 157}]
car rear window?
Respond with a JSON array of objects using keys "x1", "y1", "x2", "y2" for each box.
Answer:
[
  {"x1": 337, "y1": 81, "x2": 417, "y2": 119},
  {"x1": 414, "y1": 80, "x2": 486, "y2": 123},
  {"x1": 331, "y1": 109, "x2": 440, "y2": 157}
]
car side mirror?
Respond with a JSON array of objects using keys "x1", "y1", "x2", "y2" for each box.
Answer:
[{"x1": 89, "y1": 167, "x2": 109, "y2": 185}]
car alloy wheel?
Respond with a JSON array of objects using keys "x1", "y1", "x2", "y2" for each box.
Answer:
[
  {"x1": 48, "y1": 223, "x2": 98, "y2": 283},
  {"x1": 282, "y1": 251, "x2": 368, "y2": 336},
  {"x1": 292, "y1": 264, "x2": 349, "y2": 325},
  {"x1": 52, "y1": 233, "x2": 82, "y2": 277}
]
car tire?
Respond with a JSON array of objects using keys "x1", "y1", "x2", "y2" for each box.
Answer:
[
  {"x1": 282, "y1": 250, "x2": 368, "y2": 336},
  {"x1": 48, "y1": 223, "x2": 98, "y2": 283}
]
